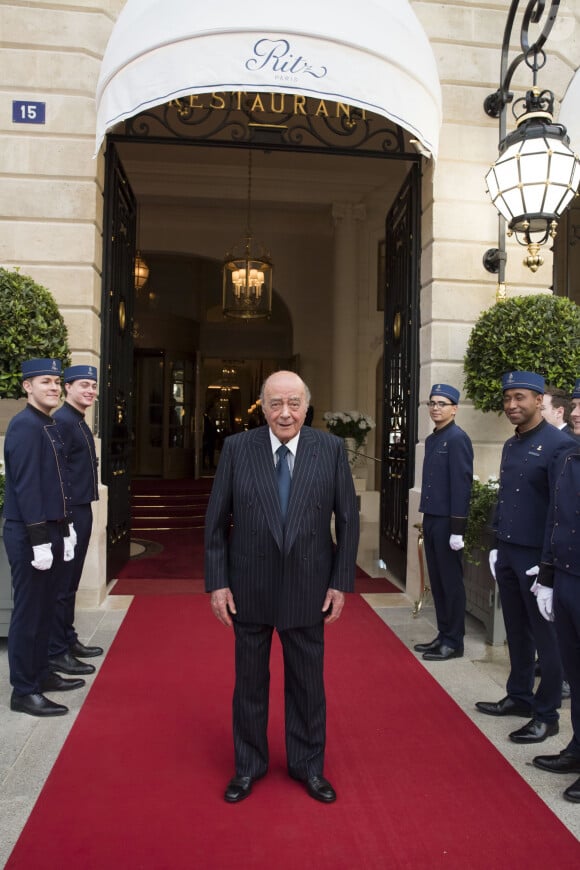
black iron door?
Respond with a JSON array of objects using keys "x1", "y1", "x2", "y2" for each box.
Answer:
[
  {"x1": 101, "y1": 143, "x2": 136, "y2": 581},
  {"x1": 379, "y1": 164, "x2": 421, "y2": 582}
]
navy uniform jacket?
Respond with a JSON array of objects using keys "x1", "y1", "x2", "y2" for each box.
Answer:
[
  {"x1": 419, "y1": 420, "x2": 473, "y2": 534},
  {"x1": 494, "y1": 419, "x2": 574, "y2": 548},
  {"x1": 3, "y1": 404, "x2": 71, "y2": 545},
  {"x1": 539, "y1": 446, "x2": 580, "y2": 581},
  {"x1": 204, "y1": 425, "x2": 359, "y2": 630},
  {"x1": 53, "y1": 402, "x2": 99, "y2": 506}
]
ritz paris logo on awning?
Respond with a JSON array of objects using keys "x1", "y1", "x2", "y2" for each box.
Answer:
[{"x1": 245, "y1": 38, "x2": 328, "y2": 82}]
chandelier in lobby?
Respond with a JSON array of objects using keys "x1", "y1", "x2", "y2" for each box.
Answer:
[
  {"x1": 222, "y1": 151, "x2": 273, "y2": 319},
  {"x1": 134, "y1": 203, "x2": 150, "y2": 291},
  {"x1": 483, "y1": 0, "x2": 580, "y2": 276}
]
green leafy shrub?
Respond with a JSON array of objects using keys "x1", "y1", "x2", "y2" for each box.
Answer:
[
  {"x1": 464, "y1": 478, "x2": 498, "y2": 565},
  {"x1": 464, "y1": 295, "x2": 580, "y2": 413},
  {"x1": 0, "y1": 268, "x2": 71, "y2": 398}
]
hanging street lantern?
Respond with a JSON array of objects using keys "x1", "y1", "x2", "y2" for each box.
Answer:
[{"x1": 483, "y1": 0, "x2": 580, "y2": 277}]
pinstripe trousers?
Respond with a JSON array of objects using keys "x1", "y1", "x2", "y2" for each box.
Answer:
[{"x1": 232, "y1": 620, "x2": 326, "y2": 779}]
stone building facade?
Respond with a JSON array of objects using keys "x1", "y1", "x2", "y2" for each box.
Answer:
[{"x1": 1, "y1": 1, "x2": 580, "y2": 606}]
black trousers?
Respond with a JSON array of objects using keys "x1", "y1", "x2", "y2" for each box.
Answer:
[
  {"x1": 554, "y1": 571, "x2": 580, "y2": 755},
  {"x1": 49, "y1": 503, "x2": 93, "y2": 656},
  {"x1": 496, "y1": 541, "x2": 562, "y2": 722},
  {"x1": 422, "y1": 514, "x2": 466, "y2": 651},
  {"x1": 232, "y1": 620, "x2": 326, "y2": 779},
  {"x1": 5, "y1": 520, "x2": 64, "y2": 695}
]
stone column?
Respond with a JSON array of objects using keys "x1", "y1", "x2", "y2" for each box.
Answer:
[{"x1": 331, "y1": 203, "x2": 365, "y2": 408}]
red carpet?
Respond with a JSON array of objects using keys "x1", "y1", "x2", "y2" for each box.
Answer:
[
  {"x1": 113, "y1": 557, "x2": 399, "y2": 595},
  {"x1": 115, "y1": 476, "x2": 400, "y2": 593},
  {"x1": 6, "y1": 595, "x2": 579, "y2": 868}
]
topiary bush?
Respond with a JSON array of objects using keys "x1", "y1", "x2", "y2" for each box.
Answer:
[
  {"x1": 0, "y1": 268, "x2": 71, "y2": 398},
  {"x1": 463, "y1": 294, "x2": 580, "y2": 413}
]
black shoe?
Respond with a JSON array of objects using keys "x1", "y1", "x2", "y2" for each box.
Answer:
[
  {"x1": 533, "y1": 750, "x2": 580, "y2": 774},
  {"x1": 10, "y1": 692, "x2": 68, "y2": 717},
  {"x1": 41, "y1": 673, "x2": 85, "y2": 692},
  {"x1": 69, "y1": 640, "x2": 103, "y2": 658},
  {"x1": 564, "y1": 777, "x2": 580, "y2": 803},
  {"x1": 413, "y1": 638, "x2": 440, "y2": 653},
  {"x1": 422, "y1": 644, "x2": 463, "y2": 661},
  {"x1": 509, "y1": 718, "x2": 559, "y2": 744},
  {"x1": 49, "y1": 652, "x2": 95, "y2": 676},
  {"x1": 224, "y1": 775, "x2": 256, "y2": 803},
  {"x1": 475, "y1": 696, "x2": 533, "y2": 717},
  {"x1": 562, "y1": 680, "x2": 571, "y2": 700},
  {"x1": 289, "y1": 771, "x2": 337, "y2": 803}
]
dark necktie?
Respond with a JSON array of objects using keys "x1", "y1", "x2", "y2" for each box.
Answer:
[{"x1": 276, "y1": 444, "x2": 291, "y2": 519}]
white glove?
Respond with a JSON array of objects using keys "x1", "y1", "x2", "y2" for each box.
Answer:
[
  {"x1": 449, "y1": 534, "x2": 464, "y2": 551},
  {"x1": 31, "y1": 543, "x2": 53, "y2": 571},
  {"x1": 535, "y1": 584, "x2": 555, "y2": 622},
  {"x1": 68, "y1": 523, "x2": 77, "y2": 547},
  {"x1": 489, "y1": 549, "x2": 498, "y2": 580},
  {"x1": 63, "y1": 536, "x2": 75, "y2": 562},
  {"x1": 526, "y1": 565, "x2": 540, "y2": 584}
]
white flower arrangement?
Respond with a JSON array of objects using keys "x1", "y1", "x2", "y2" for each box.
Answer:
[{"x1": 323, "y1": 410, "x2": 376, "y2": 448}]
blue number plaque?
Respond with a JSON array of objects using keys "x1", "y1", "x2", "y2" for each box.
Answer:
[{"x1": 12, "y1": 101, "x2": 46, "y2": 124}]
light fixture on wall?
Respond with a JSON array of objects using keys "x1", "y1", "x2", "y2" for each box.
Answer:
[
  {"x1": 483, "y1": 0, "x2": 580, "y2": 279},
  {"x1": 134, "y1": 203, "x2": 150, "y2": 291},
  {"x1": 222, "y1": 151, "x2": 272, "y2": 319}
]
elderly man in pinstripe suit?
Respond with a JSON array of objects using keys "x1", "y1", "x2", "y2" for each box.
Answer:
[{"x1": 205, "y1": 371, "x2": 359, "y2": 804}]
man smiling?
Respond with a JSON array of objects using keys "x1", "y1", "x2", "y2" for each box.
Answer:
[
  {"x1": 476, "y1": 371, "x2": 573, "y2": 744},
  {"x1": 3, "y1": 359, "x2": 77, "y2": 716},
  {"x1": 50, "y1": 365, "x2": 102, "y2": 675},
  {"x1": 205, "y1": 371, "x2": 359, "y2": 804}
]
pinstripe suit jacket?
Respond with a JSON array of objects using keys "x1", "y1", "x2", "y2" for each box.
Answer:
[{"x1": 204, "y1": 425, "x2": 359, "y2": 630}]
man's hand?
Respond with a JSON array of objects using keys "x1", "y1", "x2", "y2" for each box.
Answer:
[
  {"x1": 63, "y1": 536, "x2": 75, "y2": 562},
  {"x1": 68, "y1": 523, "x2": 77, "y2": 547},
  {"x1": 211, "y1": 587, "x2": 237, "y2": 627},
  {"x1": 489, "y1": 549, "x2": 498, "y2": 580},
  {"x1": 535, "y1": 585, "x2": 555, "y2": 622},
  {"x1": 322, "y1": 588, "x2": 345, "y2": 624},
  {"x1": 31, "y1": 543, "x2": 53, "y2": 571},
  {"x1": 449, "y1": 534, "x2": 464, "y2": 551}
]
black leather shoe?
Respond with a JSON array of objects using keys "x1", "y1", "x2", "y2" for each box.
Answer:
[
  {"x1": 41, "y1": 673, "x2": 85, "y2": 692},
  {"x1": 49, "y1": 652, "x2": 95, "y2": 676},
  {"x1": 10, "y1": 692, "x2": 68, "y2": 717},
  {"x1": 564, "y1": 777, "x2": 580, "y2": 803},
  {"x1": 69, "y1": 640, "x2": 103, "y2": 658},
  {"x1": 305, "y1": 776, "x2": 336, "y2": 803},
  {"x1": 413, "y1": 638, "x2": 440, "y2": 653},
  {"x1": 224, "y1": 775, "x2": 255, "y2": 803},
  {"x1": 422, "y1": 644, "x2": 463, "y2": 661},
  {"x1": 475, "y1": 696, "x2": 532, "y2": 717},
  {"x1": 562, "y1": 680, "x2": 571, "y2": 700},
  {"x1": 509, "y1": 718, "x2": 559, "y2": 744},
  {"x1": 290, "y1": 771, "x2": 337, "y2": 803},
  {"x1": 533, "y1": 750, "x2": 580, "y2": 774}
]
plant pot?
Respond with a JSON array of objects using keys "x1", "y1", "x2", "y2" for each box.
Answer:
[
  {"x1": 0, "y1": 520, "x2": 13, "y2": 637},
  {"x1": 464, "y1": 525, "x2": 506, "y2": 646}
]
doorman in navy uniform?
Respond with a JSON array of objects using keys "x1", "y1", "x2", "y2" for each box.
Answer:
[
  {"x1": 531, "y1": 433, "x2": 580, "y2": 802},
  {"x1": 532, "y1": 376, "x2": 580, "y2": 792},
  {"x1": 3, "y1": 359, "x2": 82, "y2": 717},
  {"x1": 49, "y1": 364, "x2": 102, "y2": 674},
  {"x1": 415, "y1": 383, "x2": 473, "y2": 661},
  {"x1": 476, "y1": 371, "x2": 573, "y2": 743}
]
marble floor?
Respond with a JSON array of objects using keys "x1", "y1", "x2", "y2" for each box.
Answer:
[{"x1": 0, "y1": 521, "x2": 578, "y2": 866}]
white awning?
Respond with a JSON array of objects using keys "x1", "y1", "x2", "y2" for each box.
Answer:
[{"x1": 95, "y1": 0, "x2": 442, "y2": 158}]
